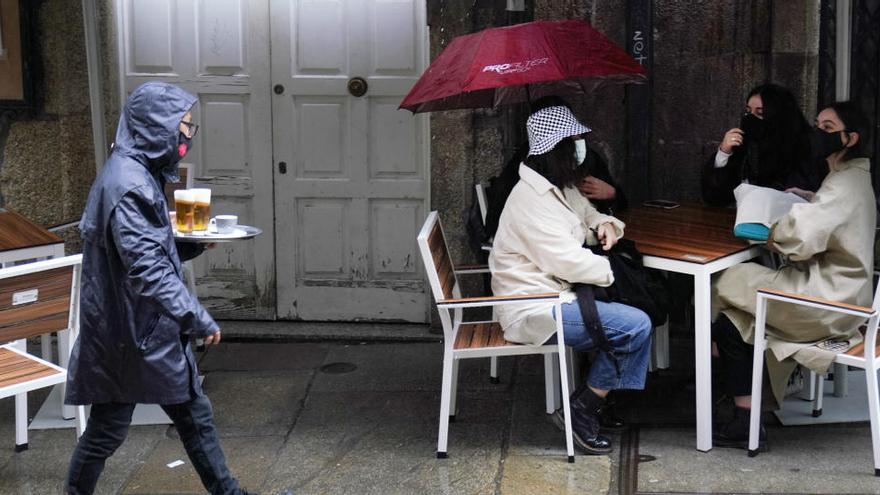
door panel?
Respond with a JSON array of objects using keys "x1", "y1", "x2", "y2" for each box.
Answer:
[
  {"x1": 272, "y1": 0, "x2": 429, "y2": 321},
  {"x1": 120, "y1": 0, "x2": 274, "y2": 319}
]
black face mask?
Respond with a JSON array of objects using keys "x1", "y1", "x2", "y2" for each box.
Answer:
[
  {"x1": 740, "y1": 112, "x2": 767, "y2": 142},
  {"x1": 810, "y1": 127, "x2": 847, "y2": 161}
]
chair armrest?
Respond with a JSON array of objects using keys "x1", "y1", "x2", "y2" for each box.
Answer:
[
  {"x1": 455, "y1": 264, "x2": 489, "y2": 274},
  {"x1": 758, "y1": 288, "x2": 875, "y2": 318},
  {"x1": 438, "y1": 292, "x2": 559, "y2": 308}
]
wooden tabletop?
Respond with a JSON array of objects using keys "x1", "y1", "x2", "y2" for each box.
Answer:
[
  {"x1": 0, "y1": 209, "x2": 63, "y2": 253},
  {"x1": 617, "y1": 203, "x2": 754, "y2": 264}
]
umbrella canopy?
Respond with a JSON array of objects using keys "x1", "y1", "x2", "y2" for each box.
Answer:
[{"x1": 400, "y1": 19, "x2": 647, "y2": 113}]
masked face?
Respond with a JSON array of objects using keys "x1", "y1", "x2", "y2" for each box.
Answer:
[
  {"x1": 573, "y1": 138, "x2": 587, "y2": 166},
  {"x1": 809, "y1": 127, "x2": 847, "y2": 161},
  {"x1": 740, "y1": 112, "x2": 767, "y2": 142}
]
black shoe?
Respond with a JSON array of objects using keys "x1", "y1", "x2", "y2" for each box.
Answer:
[
  {"x1": 558, "y1": 385, "x2": 615, "y2": 455},
  {"x1": 598, "y1": 401, "x2": 626, "y2": 431},
  {"x1": 551, "y1": 408, "x2": 612, "y2": 455},
  {"x1": 713, "y1": 406, "x2": 767, "y2": 451}
]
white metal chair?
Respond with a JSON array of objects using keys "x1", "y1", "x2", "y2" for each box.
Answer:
[
  {"x1": 0, "y1": 255, "x2": 86, "y2": 451},
  {"x1": 417, "y1": 211, "x2": 576, "y2": 462},
  {"x1": 748, "y1": 285, "x2": 880, "y2": 475}
]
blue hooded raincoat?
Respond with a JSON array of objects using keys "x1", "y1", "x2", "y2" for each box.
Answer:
[{"x1": 65, "y1": 82, "x2": 218, "y2": 405}]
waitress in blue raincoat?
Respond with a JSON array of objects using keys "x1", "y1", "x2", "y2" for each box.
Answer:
[{"x1": 64, "y1": 82, "x2": 254, "y2": 495}]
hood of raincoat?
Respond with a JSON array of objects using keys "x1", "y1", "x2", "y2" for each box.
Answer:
[{"x1": 113, "y1": 81, "x2": 197, "y2": 183}]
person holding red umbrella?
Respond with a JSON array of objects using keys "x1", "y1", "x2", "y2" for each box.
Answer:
[{"x1": 489, "y1": 103, "x2": 652, "y2": 455}]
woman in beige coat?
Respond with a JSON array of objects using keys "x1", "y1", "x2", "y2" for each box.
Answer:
[{"x1": 711, "y1": 101, "x2": 875, "y2": 449}]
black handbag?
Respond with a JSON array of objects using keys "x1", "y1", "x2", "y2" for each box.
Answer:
[{"x1": 586, "y1": 238, "x2": 671, "y2": 327}]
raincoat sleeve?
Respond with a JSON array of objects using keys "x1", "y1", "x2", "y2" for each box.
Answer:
[
  {"x1": 110, "y1": 189, "x2": 219, "y2": 338},
  {"x1": 769, "y1": 182, "x2": 839, "y2": 262}
]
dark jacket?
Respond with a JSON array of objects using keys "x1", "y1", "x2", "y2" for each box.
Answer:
[
  {"x1": 65, "y1": 82, "x2": 217, "y2": 405},
  {"x1": 701, "y1": 141, "x2": 826, "y2": 207}
]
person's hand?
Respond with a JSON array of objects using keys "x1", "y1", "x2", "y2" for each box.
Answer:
[
  {"x1": 785, "y1": 187, "x2": 815, "y2": 202},
  {"x1": 578, "y1": 176, "x2": 616, "y2": 201},
  {"x1": 597, "y1": 222, "x2": 618, "y2": 251},
  {"x1": 719, "y1": 128, "x2": 744, "y2": 154},
  {"x1": 203, "y1": 330, "x2": 222, "y2": 346}
]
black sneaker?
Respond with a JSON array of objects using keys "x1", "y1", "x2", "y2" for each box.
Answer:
[{"x1": 713, "y1": 406, "x2": 767, "y2": 451}]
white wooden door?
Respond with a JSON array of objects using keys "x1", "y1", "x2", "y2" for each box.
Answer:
[
  {"x1": 118, "y1": 0, "x2": 275, "y2": 319},
  {"x1": 271, "y1": 0, "x2": 430, "y2": 321}
]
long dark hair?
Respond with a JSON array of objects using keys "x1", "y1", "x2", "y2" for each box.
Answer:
[
  {"x1": 744, "y1": 84, "x2": 812, "y2": 187},
  {"x1": 524, "y1": 137, "x2": 580, "y2": 189},
  {"x1": 827, "y1": 101, "x2": 872, "y2": 161}
]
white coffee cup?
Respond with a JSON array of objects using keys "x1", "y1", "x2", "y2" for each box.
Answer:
[{"x1": 209, "y1": 215, "x2": 238, "y2": 235}]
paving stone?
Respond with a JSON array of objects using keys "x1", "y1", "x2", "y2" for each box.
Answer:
[
  {"x1": 261, "y1": 391, "x2": 504, "y2": 494},
  {"x1": 499, "y1": 454, "x2": 611, "y2": 495},
  {"x1": 122, "y1": 435, "x2": 284, "y2": 494},
  {"x1": 310, "y1": 343, "x2": 514, "y2": 394},
  {"x1": 0, "y1": 425, "x2": 164, "y2": 495},
  {"x1": 202, "y1": 370, "x2": 312, "y2": 437},
  {"x1": 636, "y1": 425, "x2": 880, "y2": 494},
  {"x1": 198, "y1": 343, "x2": 330, "y2": 372}
]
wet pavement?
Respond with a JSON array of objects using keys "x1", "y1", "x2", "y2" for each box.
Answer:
[{"x1": 1, "y1": 325, "x2": 879, "y2": 494}]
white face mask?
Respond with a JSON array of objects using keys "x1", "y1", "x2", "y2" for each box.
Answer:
[{"x1": 573, "y1": 138, "x2": 587, "y2": 165}]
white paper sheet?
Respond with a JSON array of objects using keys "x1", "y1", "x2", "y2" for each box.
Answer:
[{"x1": 733, "y1": 183, "x2": 807, "y2": 227}]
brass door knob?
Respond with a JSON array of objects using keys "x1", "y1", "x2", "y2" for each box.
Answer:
[{"x1": 348, "y1": 77, "x2": 368, "y2": 97}]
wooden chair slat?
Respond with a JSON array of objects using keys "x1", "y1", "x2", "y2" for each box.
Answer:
[
  {"x1": 472, "y1": 323, "x2": 488, "y2": 348},
  {"x1": 0, "y1": 349, "x2": 62, "y2": 389},
  {"x1": 454, "y1": 324, "x2": 475, "y2": 350},
  {"x1": 0, "y1": 265, "x2": 73, "y2": 343}
]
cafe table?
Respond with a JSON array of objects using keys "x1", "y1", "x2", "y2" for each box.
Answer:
[{"x1": 618, "y1": 203, "x2": 765, "y2": 451}]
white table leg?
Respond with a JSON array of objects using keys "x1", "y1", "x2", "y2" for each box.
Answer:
[
  {"x1": 694, "y1": 270, "x2": 713, "y2": 451},
  {"x1": 58, "y1": 329, "x2": 76, "y2": 419}
]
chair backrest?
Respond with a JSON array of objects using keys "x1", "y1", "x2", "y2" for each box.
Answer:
[
  {"x1": 474, "y1": 183, "x2": 488, "y2": 225},
  {"x1": 0, "y1": 255, "x2": 82, "y2": 345},
  {"x1": 417, "y1": 212, "x2": 458, "y2": 303}
]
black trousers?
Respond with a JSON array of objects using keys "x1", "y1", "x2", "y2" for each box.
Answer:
[
  {"x1": 66, "y1": 395, "x2": 244, "y2": 495},
  {"x1": 712, "y1": 313, "x2": 756, "y2": 397}
]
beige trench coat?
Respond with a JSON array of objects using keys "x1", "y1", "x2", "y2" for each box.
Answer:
[
  {"x1": 489, "y1": 164, "x2": 624, "y2": 345},
  {"x1": 712, "y1": 158, "x2": 876, "y2": 402}
]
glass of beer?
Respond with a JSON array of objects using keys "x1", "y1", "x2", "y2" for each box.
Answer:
[
  {"x1": 191, "y1": 188, "x2": 211, "y2": 232},
  {"x1": 174, "y1": 189, "x2": 195, "y2": 233}
]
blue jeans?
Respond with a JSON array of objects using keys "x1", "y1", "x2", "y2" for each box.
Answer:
[
  {"x1": 67, "y1": 396, "x2": 244, "y2": 495},
  {"x1": 552, "y1": 300, "x2": 652, "y2": 391}
]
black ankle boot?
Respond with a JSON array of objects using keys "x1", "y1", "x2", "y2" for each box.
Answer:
[
  {"x1": 713, "y1": 406, "x2": 767, "y2": 450},
  {"x1": 598, "y1": 396, "x2": 626, "y2": 431},
  {"x1": 553, "y1": 386, "x2": 612, "y2": 455}
]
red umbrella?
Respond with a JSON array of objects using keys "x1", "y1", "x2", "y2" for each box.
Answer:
[{"x1": 400, "y1": 19, "x2": 647, "y2": 113}]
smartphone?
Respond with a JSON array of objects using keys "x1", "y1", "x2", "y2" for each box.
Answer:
[{"x1": 642, "y1": 200, "x2": 680, "y2": 209}]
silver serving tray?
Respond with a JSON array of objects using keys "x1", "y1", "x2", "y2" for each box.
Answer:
[{"x1": 174, "y1": 225, "x2": 262, "y2": 243}]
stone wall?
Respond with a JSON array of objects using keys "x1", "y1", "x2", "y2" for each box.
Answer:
[
  {"x1": 0, "y1": 0, "x2": 118, "y2": 253},
  {"x1": 0, "y1": 0, "x2": 821, "y2": 321},
  {"x1": 425, "y1": 0, "x2": 820, "y2": 265}
]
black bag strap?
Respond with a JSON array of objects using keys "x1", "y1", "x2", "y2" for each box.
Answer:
[{"x1": 572, "y1": 283, "x2": 621, "y2": 377}]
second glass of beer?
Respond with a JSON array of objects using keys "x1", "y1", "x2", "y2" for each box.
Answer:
[
  {"x1": 192, "y1": 188, "x2": 211, "y2": 232},
  {"x1": 174, "y1": 189, "x2": 195, "y2": 233}
]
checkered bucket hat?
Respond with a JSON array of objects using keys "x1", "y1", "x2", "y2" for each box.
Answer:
[{"x1": 526, "y1": 106, "x2": 591, "y2": 156}]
